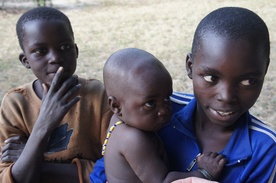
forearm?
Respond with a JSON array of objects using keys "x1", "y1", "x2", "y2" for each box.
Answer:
[{"x1": 11, "y1": 125, "x2": 50, "y2": 183}]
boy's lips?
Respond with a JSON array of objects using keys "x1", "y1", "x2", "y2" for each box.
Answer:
[
  {"x1": 47, "y1": 72, "x2": 57, "y2": 79},
  {"x1": 215, "y1": 110, "x2": 235, "y2": 116},
  {"x1": 47, "y1": 67, "x2": 63, "y2": 75},
  {"x1": 209, "y1": 107, "x2": 238, "y2": 122},
  {"x1": 47, "y1": 70, "x2": 58, "y2": 75},
  {"x1": 47, "y1": 72, "x2": 56, "y2": 75}
]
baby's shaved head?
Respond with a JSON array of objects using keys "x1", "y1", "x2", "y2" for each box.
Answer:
[{"x1": 103, "y1": 48, "x2": 171, "y2": 98}]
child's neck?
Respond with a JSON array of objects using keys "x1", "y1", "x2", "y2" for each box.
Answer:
[{"x1": 194, "y1": 112, "x2": 235, "y2": 153}]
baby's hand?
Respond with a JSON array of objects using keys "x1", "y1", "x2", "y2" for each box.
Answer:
[
  {"x1": 1, "y1": 135, "x2": 27, "y2": 163},
  {"x1": 196, "y1": 152, "x2": 227, "y2": 180}
]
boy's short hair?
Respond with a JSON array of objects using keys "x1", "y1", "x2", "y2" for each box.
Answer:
[
  {"x1": 191, "y1": 7, "x2": 270, "y2": 61},
  {"x1": 16, "y1": 7, "x2": 74, "y2": 51}
]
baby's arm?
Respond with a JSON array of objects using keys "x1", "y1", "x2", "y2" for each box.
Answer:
[
  {"x1": 163, "y1": 152, "x2": 226, "y2": 183},
  {"x1": 196, "y1": 152, "x2": 227, "y2": 180},
  {"x1": 108, "y1": 128, "x2": 169, "y2": 183},
  {"x1": 9, "y1": 67, "x2": 81, "y2": 183}
]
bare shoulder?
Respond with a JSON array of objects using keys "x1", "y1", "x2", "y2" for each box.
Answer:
[
  {"x1": 105, "y1": 125, "x2": 168, "y2": 183},
  {"x1": 108, "y1": 124, "x2": 159, "y2": 155}
]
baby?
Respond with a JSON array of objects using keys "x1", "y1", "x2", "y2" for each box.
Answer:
[{"x1": 102, "y1": 48, "x2": 226, "y2": 183}]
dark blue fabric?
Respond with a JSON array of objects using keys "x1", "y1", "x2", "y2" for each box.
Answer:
[{"x1": 90, "y1": 157, "x2": 106, "y2": 183}]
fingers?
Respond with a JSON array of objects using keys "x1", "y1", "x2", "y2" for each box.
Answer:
[
  {"x1": 2, "y1": 140, "x2": 26, "y2": 152},
  {"x1": 1, "y1": 149, "x2": 22, "y2": 163},
  {"x1": 47, "y1": 76, "x2": 81, "y2": 114},
  {"x1": 218, "y1": 156, "x2": 228, "y2": 167},
  {"x1": 198, "y1": 152, "x2": 225, "y2": 160},
  {"x1": 44, "y1": 67, "x2": 81, "y2": 102},
  {"x1": 1, "y1": 141, "x2": 26, "y2": 163},
  {"x1": 42, "y1": 83, "x2": 49, "y2": 100},
  {"x1": 65, "y1": 94, "x2": 81, "y2": 110},
  {"x1": 4, "y1": 135, "x2": 27, "y2": 144},
  {"x1": 48, "y1": 67, "x2": 64, "y2": 94},
  {"x1": 37, "y1": 67, "x2": 81, "y2": 132},
  {"x1": 197, "y1": 152, "x2": 227, "y2": 180}
]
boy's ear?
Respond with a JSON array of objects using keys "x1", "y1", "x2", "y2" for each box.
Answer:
[
  {"x1": 19, "y1": 53, "x2": 31, "y2": 69},
  {"x1": 75, "y1": 44, "x2": 79, "y2": 59},
  {"x1": 108, "y1": 96, "x2": 122, "y2": 116},
  {"x1": 186, "y1": 53, "x2": 193, "y2": 79}
]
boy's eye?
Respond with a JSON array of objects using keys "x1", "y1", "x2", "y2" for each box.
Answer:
[
  {"x1": 203, "y1": 75, "x2": 218, "y2": 83},
  {"x1": 240, "y1": 79, "x2": 256, "y2": 86},
  {"x1": 60, "y1": 45, "x2": 71, "y2": 51},
  {"x1": 34, "y1": 48, "x2": 47, "y2": 55},
  {"x1": 145, "y1": 101, "x2": 155, "y2": 108}
]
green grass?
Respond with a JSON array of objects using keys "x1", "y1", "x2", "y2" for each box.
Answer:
[{"x1": 0, "y1": 0, "x2": 275, "y2": 129}]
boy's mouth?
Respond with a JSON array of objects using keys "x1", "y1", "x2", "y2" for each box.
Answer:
[
  {"x1": 47, "y1": 72, "x2": 56, "y2": 75},
  {"x1": 209, "y1": 107, "x2": 237, "y2": 119},
  {"x1": 216, "y1": 110, "x2": 235, "y2": 116}
]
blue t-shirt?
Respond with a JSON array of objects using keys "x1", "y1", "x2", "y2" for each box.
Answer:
[{"x1": 90, "y1": 92, "x2": 276, "y2": 183}]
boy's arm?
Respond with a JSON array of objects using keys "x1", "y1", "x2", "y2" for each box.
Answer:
[
  {"x1": 0, "y1": 68, "x2": 81, "y2": 183},
  {"x1": 1, "y1": 139, "x2": 94, "y2": 183}
]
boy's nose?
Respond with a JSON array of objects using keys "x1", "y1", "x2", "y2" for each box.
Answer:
[
  {"x1": 49, "y1": 51, "x2": 63, "y2": 64},
  {"x1": 216, "y1": 83, "x2": 238, "y2": 103}
]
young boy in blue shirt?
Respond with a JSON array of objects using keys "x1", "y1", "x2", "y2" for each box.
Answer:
[
  {"x1": 90, "y1": 6, "x2": 275, "y2": 183},
  {"x1": 159, "y1": 6, "x2": 276, "y2": 182}
]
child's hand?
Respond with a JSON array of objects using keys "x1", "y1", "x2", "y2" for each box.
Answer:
[
  {"x1": 196, "y1": 152, "x2": 227, "y2": 180},
  {"x1": 35, "y1": 67, "x2": 81, "y2": 134},
  {"x1": 1, "y1": 135, "x2": 27, "y2": 163}
]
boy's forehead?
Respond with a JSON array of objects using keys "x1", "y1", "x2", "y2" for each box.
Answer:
[
  {"x1": 23, "y1": 20, "x2": 73, "y2": 38},
  {"x1": 198, "y1": 32, "x2": 265, "y2": 59},
  {"x1": 24, "y1": 19, "x2": 68, "y2": 29},
  {"x1": 194, "y1": 32, "x2": 268, "y2": 71}
]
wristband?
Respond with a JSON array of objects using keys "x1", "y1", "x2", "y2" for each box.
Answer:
[{"x1": 198, "y1": 168, "x2": 214, "y2": 181}]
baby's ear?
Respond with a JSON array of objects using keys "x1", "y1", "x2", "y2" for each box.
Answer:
[
  {"x1": 186, "y1": 53, "x2": 193, "y2": 79},
  {"x1": 19, "y1": 53, "x2": 30, "y2": 69},
  {"x1": 108, "y1": 96, "x2": 122, "y2": 116}
]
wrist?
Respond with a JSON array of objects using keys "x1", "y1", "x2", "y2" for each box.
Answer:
[{"x1": 197, "y1": 168, "x2": 214, "y2": 181}]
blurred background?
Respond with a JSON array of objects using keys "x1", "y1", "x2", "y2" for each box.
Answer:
[{"x1": 0, "y1": 0, "x2": 275, "y2": 129}]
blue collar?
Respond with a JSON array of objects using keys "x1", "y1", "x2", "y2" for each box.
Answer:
[{"x1": 171, "y1": 98, "x2": 252, "y2": 164}]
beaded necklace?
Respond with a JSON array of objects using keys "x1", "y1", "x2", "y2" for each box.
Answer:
[{"x1": 102, "y1": 121, "x2": 125, "y2": 155}]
